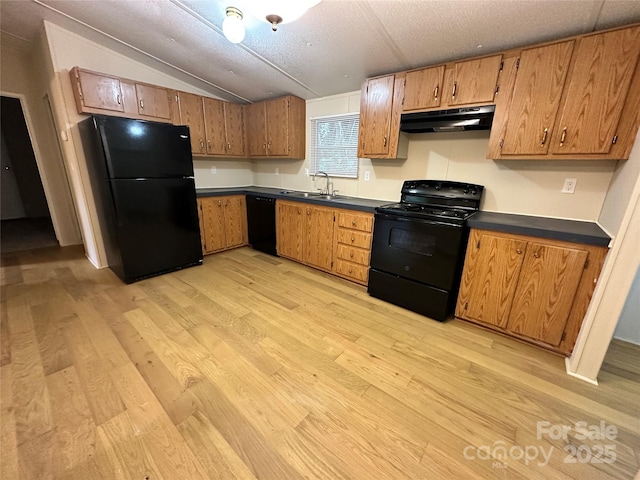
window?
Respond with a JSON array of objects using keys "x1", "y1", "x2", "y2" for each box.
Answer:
[{"x1": 309, "y1": 113, "x2": 359, "y2": 178}]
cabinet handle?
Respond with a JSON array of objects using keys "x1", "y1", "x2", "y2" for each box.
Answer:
[
  {"x1": 139, "y1": 99, "x2": 144, "y2": 110},
  {"x1": 516, "y1": 249, "x2": 522, "y2": 254},
  {"x1": 560, "y1": 128, "x2": 567, "y2": 146},
  {"x1": 351, "y1": 237, "x2": 355, "y2": 243},
  {"x1": 348, "y1": 268, "x2": 353, "y2": 274},
  {"x1": 116, "y1": 94, "x2": 121, "y2": 105},
  {"x1": 540, "y1": 128, "x2": 548, "y2": 146},
  {"x1": 434, "y1": 84, "x2": 439, "y2": 100},
  {"x1": 533, "y1": 252, "x2": 540, "y2": 258},
  {"x1": 207, "y1": 140, "x2": 211, "y2": 150},
  {"x1": 351, "y1": 220, "x2": 357, "y2": 226},
  {"x1": 262, "y1": 143, "x2": 266, "y2": 151},
  {"x1": 383, "y1": 135, "x2": 387, "y2": 147},
  {"x1": 307, "y1": 210, "x2": 311, "y2": 216},
  {"x1": 227, "y1": 142, "x2": 231, "y2": 150},
  {"x1": 200, "y1": 140, "x2": 205, "y2": 151},
  {"x1": 218, "y1": 200, "x2": 222, "y2": 206},
  {"x1": 267, "y1": 142, "x2": 271, "y2": 151},
  {"x1": 349, "y1": 252, "x2": 354, "y2": 258},
  {"x1": 452, "y1": 81, "x2": 457, "y2": 98}
]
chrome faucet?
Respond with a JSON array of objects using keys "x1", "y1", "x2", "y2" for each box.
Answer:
[{"x1": 312, "y1": 171, "x2": 330, "y2": 195}]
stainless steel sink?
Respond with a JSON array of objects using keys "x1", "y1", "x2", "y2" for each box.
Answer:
[{"x1": 279, "y1": 190, "x2": 346, "y2": 200}]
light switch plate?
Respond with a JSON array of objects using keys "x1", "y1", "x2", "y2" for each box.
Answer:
[{"x1": 562, "y1": 178, "x2": 577, "y2": 194}]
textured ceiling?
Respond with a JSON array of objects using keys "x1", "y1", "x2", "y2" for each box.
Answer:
[{"x1": 2, "y1": 0, "x2": 640, "y2": 103}]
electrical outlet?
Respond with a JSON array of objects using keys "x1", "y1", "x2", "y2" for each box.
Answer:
[
  {"x1": 364, "y1": 170, "x2": 371, "y2": 182},
  {"x1": 305, "y1": 168, "x2": 309, "y2": 176},
  {"x1": 562, "y1": 178, "x2": 577, "y2": 194},
  {"x1": 275, "y1": 167, "x2": 279, "y2": 176},
  {"x1": 210, "y1": 166, "x2": 217, "y2": 174}
]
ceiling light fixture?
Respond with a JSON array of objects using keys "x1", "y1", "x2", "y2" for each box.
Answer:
[{"x1": 222, "y1": 7, "x2": 245, "y2": 44}]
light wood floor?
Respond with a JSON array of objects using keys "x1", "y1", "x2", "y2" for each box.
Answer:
[{"x1": 1, "y1": 245, "x2": 639, "y2": 480}]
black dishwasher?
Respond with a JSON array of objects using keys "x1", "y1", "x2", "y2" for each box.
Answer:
[{"x1": 246, "y1": 195, "x2": 278, "y2": 256}]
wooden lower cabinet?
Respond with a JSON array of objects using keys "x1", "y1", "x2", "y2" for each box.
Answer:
[
  {"x1": 276, "y1": 200, "x2": 374, "y2": 284},
  {"x1": 455, "y1": 229, "x2": 608, "y2": 355},
  {"x1": 332, "y1": 210, "x2": 373, "y2": 285},
  {"x1": 197, "y1": 195, "x2": 247, "y2": 255},
  {"x1": 276, "y1": 200, "x2": 334, "y2": 272}
]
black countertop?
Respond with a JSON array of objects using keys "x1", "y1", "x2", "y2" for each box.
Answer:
[
  {"x1": 468, "y1": 211, "x2": 611, "y2": 247},
  {"x1": 196, "y1": 186, "x2": 390, "y2": 213}
]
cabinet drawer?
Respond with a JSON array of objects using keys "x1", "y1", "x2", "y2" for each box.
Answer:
[
  {"x1": 337, "y1": 211, "x2": 373, "y2": 232},
  {"x1": 336, "y1": 229, "x2": 372, "y2": 249},
  {"x1": 335, "y1": 244, "x2": 370, "y2": 266},
  {"x1": 334, "y1": 259, "x2": 369, "y2": 283}
]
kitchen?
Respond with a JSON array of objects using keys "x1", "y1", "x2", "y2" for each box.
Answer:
[{"x1": 1, "y1": 1, "x2": 640, "y2": 479}]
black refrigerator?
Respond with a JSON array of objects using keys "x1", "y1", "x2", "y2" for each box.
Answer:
[{"x1": 79, "y1": 115, "x2": 203, "y2": 283}]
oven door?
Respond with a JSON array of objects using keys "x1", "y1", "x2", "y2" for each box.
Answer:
[{"x1": 370, "y1": 212, "x2": 466, "y2": 291}]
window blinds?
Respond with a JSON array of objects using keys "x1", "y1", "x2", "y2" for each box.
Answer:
[{"x1": 309, "y1": 113, "x2": 360, "y2": 178}]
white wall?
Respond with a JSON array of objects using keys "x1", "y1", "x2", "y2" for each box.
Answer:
[
  {"x1": 0, "y1": 35, "x2": 82, "y2": 246},
  {"x1": 252, "y1": 91, "x2": 617, "y2": 221},
  {"x1": 614, "y1": 267, "x2": 640, "y2": 345}
]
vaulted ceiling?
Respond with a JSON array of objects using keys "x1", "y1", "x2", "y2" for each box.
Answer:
[{"x1": 2, "y1": 0, "x2": 640, "y2": 103}]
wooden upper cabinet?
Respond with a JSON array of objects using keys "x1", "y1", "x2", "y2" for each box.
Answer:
[
  {"x1": 178, "y1": 92, "x2": 207, "y2": 155},
  {"x1": 224, "y1": 102, "x2": 246, "y2": 157},
  {"x1": 203, "y1": 97, "x2": 227, "y2": 155},
  {"x1": 246, "y1": 95, "x2": 305, "y2": 159},
  {"x1": 265, "y1": 97, "x2": 289, "y2": 156},
  {"x1": 549, "y1": 26, "x2": 640, "y2": 155},
  {"x1": 71, "y1": 68, "x2": 124, "y2": 113},
  {"x1": 135, "y1": 84, "x2": 171, "y2": 120},
  {"x1": 403, "y1": 65, "x2": 446, "y2": 111},
  {"x1": 500, "y1": 41, "x2": 575, "y2": 155},
  {"x1": 358, "y1": 75, "x2": 394, "y2": 156},
  {"x1": 247, "y1": 102, "x2": 268, "y2": 157},
  {"x1": 445, "y1": 55, "x2": 503, "y2": 106},
  {"x1": 507, "y1": 243, "x2": 588, "y2": 346}
]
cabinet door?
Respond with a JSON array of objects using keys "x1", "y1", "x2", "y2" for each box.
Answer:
[
  {"x1": 203, "y1": 97, "x2": 227, "y2": 155},
  {"x1": 501, "y1": 41, "x2": 574, "y2": 155},
  {"x1": 457, "y1": 232, "x2": 526, "y2": 328},
  {"x1": 403, "y1": 66, "x2": 445, "y2": 111},
  {"x1": 358, "y1": 75, "x2": 394, "y2": 156},
  {"x1": 199, "y1": 197, "x2": 226, "y2": 253},
  {"x1": 550, "y1": 26, "x2": 640, "y2": 155},
  {"x1": 277, "y1": 201, "x2": 304, "y2": 260},
  {"x1": 135, "y1": 84, "x2": 171, "y2": 119},
  {"x1": 304, "y1": 205, "x2": 334, "y2": 271},
  {"x1": 224, "y1": 102, "x2": 246, "y2": 157},
  {"x1": 77, "y1": 70, "x2": 124, "y2": 112},
  {"x1": 447, "y1": 55, "x2": 502, "y2": 106},
  {"x1": 247, "y1": 102, "x2": 268, "y2": 157},
  {"x1": 223, "y1": 196, "x2": 247, "y2": 248},
  {"x1": 507, "y1": 243, "x2": 588, "y2": 346},
  {"x1": 266, "y1": 97, "x2": 289, "y2": 157},
  {"x1": 179, "y1": 92, "x2": 206, "y2": 155}
]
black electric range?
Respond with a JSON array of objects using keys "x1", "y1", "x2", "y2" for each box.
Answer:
[{"x1": 368, "y1": 180, "x2": 484, "y2": 321}]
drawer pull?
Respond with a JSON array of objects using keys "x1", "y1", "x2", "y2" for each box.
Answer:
[
  {"x1": 533, "y1": 252, "x2": 540, "y2": 258},
  {"x1": 352, "y1": 220, "x2": 356, "y2": 226},
  {"x1": 516, "y1": 249, "x2": 522, "y2": 254},
  {"x1": 349, "y1": 252, "x2": 354, "y2": 258},
  {"x1": 348, "y1": 268, "x2": 353, "y2": 274},
  {"x1": 351, "y1": 237, "x2": 355, "y2": 242}
]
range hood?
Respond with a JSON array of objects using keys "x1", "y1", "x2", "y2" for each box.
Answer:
[{"x1": 399, "y1": 105, "x2": 495, "y2": 133}]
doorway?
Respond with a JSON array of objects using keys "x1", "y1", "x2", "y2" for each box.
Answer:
[{"x1": 1, "y1": 96, "x2": 58, "y2": 253}]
